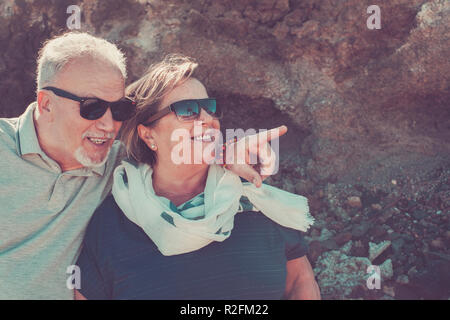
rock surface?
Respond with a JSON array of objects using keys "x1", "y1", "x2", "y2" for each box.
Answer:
[
  {"x1": 369, "y1": 240, "x2": 392, "y2": 262},
  {"x1": 0, "y1": 0, "x2": 449, "y2": 188},
  {"x1": 313, "y1": 241, "x2": 373, "y2": 299},
  {"x1": 313, "y1": 241, "x2": 396, "y2": 299}
]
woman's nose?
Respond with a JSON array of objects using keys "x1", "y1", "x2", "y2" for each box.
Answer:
[{"x1": 197, "y1": 107, "x2": 214, "y2": 125}]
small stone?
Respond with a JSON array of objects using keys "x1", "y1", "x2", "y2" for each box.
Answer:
[
  {"x1": 351, "y1": 214, "x2": 363, "y2": 223},
  {"x1": 334, "y1": 232, "x2": 352, "y2": 246},
  {"x1": 369, "y1": 240, "x2": 391, "y2": 261},
  {"x1": 380, "y1": 259, "x2": 394, "y2": 280},
  {"x1": 321, "y1": 239, "x2": 339, "y2": 251},
  {"x1": 340, "y1": 240, "x2": 353, "y2": 255},
  {"x1": 382, "y1": 285, "x2": 395, "y2": 297},
  {"x1": 308, "y1": 196, "x2": 323, "y2": 212},
  {"x1": 317, "y1": 228, "x2": 334, "y2": 241},
  {"x1": 332, "y1": 221, "x2": 344, "y2": 231},
  {"x1": 378, "y1": 207, "x2": 400, "y2": 223},
  {"x1": 407, "y1": 266, "x2": 418, "y2": 277},
  {"x1": 295, "y1": 179, "x2": 314, "y2": 195},
  {"x1": 407, "y1": 255, "x2": 416, "y2": 264},
  {"x1": 350, "y1": 240, "x2": 366, "y2": 257},
  {"x1": 396, "y1": 275, "x2": 409, "y2": 285},
  {"x1": 371, "y1": 203, "x2": 382, "y2": 211},
  {"x1": 347, "y1": 196, "x2": 362, "y2": 208},
  {"x1": 310, "y1": 228, "x2": 320, "y2": 238},
  {"x1": 334, "y1": 207, "x2": 351, "y2": 222},
  {"x1": 307, "y1": 240, "x2": 324, "y2": 264},
  {"x1": 430, "y1": 238, "x2": 445, "y2": 249},
  {"x1": 372, "y1": 225, "x2": 387, "y2": 238},
  {"x1": 352, "y1": 223, "x2": 370, "y2": 238},
  {"x1": 412, "y1": 209, "x2": 427, "y2": 220},
  {"x1": 419, "y1": 220, "x2": 428, "y2": 227},
  {"x1": 283, "y1": 180, "x2": 296, "y2": 193},
  {"x1": 392, "y1": 238, "x2": 405, "y2": 255},
  {"x1": 445, "y1": 231, "x2": 450, "y2": 240},
  {"x1": 351, "y1": 222, "x2": 370, "y2": 239},
  {"x1": 271, "y1": 21, "x2": 289, "y2": 40}
]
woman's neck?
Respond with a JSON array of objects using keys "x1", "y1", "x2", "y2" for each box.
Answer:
[{"x1": 151, "y1": 162, "x2": 208, "y2": 206}]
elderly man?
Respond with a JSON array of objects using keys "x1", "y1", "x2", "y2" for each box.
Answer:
[
  {"x1": 0, "y1": 32, "x2": 131, "y2": 300},
  {"x1": 0, "y1": 32, "x2": 318, "y2": 300}
]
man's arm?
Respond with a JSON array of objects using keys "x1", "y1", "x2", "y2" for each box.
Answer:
[{"x1": 284, "y1": 256, "x2": 321, "y2": 300}]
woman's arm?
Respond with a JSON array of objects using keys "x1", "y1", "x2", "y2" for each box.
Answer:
[
  {"x1": 284, "y1": 256, "x2": 321, "y2": 300},
  {"x1": 74, "y1": 289, "x2": 87, "y2": 300}
]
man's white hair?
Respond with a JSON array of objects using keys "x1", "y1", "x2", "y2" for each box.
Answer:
[{"x1": 36, "y1": 32, "x2": 127, "y2": 92}]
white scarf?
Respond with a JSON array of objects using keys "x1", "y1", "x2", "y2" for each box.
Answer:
[{"x1": 112, "y1": 160, "x2": 314, "y2": 256}]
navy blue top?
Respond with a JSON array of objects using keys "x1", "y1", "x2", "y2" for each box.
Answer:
[{"x1": 76, "y1": 195, "x2": 309, "y2": 300}]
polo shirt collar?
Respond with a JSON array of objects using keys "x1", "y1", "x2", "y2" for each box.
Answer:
[
  {"x1": 16, "y1": 102, "x2": 106, "y2": 176},
  {"x1": 17, "y1": 102, "x2": 43, "y2": 157}
]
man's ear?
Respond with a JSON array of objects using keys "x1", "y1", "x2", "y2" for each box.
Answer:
[{"x1": 37, "y1": 91, "x2": 54, "y2": 122}]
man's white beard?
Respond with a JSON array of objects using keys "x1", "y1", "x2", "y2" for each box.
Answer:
[{"x1": 74, "y1": 146, "x2": 110, "y2": 168}]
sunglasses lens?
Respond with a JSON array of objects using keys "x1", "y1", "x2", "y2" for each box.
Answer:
[
  {"x1": 110, "y1": 98, "x2": 136, "y2": 121},
  {"x1": 80, "y1": 99, "x2": 108, "y2": 120},
  {"x1": 81, "y1": 98, "x2": 136, "y2": 121},
  {"x1": 172, "y1": 100, "x2": 200, "y2": 121},
  {"x1": 201, "y1": 99, "x2": 221, "y2": 118}
]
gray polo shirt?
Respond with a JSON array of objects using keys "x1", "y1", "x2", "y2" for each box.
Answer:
[{"x1": 0, "y1": 102, "x2": 125, "y2": 299}]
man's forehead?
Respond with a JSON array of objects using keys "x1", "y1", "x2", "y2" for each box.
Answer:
[{"x1": 56, "y1": 57, "x2": 125, "y2": 99}]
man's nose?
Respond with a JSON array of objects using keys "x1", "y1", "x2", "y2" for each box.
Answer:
[{"x1": 96, "y1": 107, "x2": 115, "y2": 132}]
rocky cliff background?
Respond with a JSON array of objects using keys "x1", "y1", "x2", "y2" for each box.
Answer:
[{"x1": 0, "y1": 0, "x2": 449, "y2": 299}]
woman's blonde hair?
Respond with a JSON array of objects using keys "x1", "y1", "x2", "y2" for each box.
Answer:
[{"x1": 120, "y1": 54, "x2": 198, "y2": 166}]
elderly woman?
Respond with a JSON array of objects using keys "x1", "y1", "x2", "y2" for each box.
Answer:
[{"x1": 75, "y1": 55, "x2": 320, "y2": 300}]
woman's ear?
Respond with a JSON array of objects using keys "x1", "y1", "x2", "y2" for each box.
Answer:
[{"x1": 138, "y1": 124, "x2": 157, "y2": 151}]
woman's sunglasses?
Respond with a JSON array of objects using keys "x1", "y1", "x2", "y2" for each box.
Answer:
[
  {"x1": 143, "y1": 98, "x2": 222, "y2": 125},
  {"x1": 43, "y1": 86, "x2": 136, "y2": 121}
]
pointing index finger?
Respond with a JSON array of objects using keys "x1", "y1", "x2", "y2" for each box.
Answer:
[{"x1": 257, "y1": 125, "x2": 288, "y2": 144}]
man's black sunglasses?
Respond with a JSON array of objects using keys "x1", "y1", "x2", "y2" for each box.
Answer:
[
  {"x1": 143, "y1": 98, "x2": 222, "y2": 125},
  {"x1": 43, "y1": 86, "x2": 136, "y2": 121}
]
